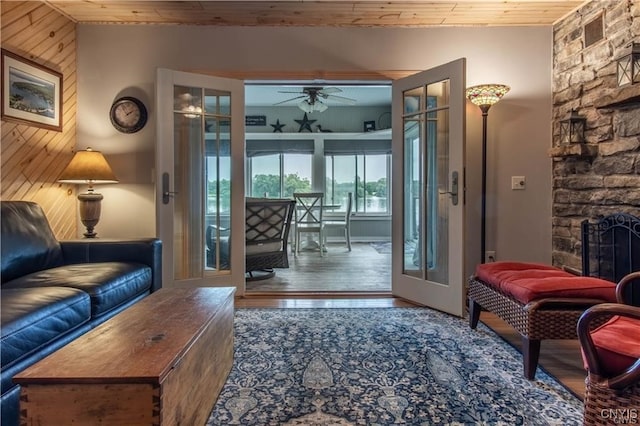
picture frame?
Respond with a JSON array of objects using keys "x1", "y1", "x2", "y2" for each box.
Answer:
[
  {"x1": 1, "y1": 49, "x2": 63, "y2": 132},
  {"x1": 363, "y1": 120, "x2": 376, "y2": 132}
]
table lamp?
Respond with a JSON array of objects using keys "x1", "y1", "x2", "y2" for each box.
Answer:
[{"x1": 58, "y1": 147, "x2": 118, "y2": 238}]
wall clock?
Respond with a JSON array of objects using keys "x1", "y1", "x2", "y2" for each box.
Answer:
[{"x1": 110, "y1": 96, "x2": 148, "y2": 133}]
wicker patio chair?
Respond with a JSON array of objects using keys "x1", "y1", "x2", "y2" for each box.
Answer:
[
  {"x1": 206, "y1": 198, "x2": 295, "y2": 280},
  {"x1": 578, "y1": 271, "x2": 640, "y2": 425}
]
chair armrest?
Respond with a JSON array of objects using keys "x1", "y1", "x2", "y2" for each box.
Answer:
[
  {"x1": 60, "y1": 239, "x2": 163, "y2": 292},
  {"x1": 616, "y1": 271, "x2": 640, "y2": 304},
  {"x1": 577, "y1": 302, "x2": 640, "y2": 389}
]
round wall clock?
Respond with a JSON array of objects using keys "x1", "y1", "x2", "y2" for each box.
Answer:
[{"x1": 110, "y1": 96, "x2": 148, "y2": 133}]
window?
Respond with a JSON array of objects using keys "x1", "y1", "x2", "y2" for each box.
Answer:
[
  {"x1": 324, "y1": 138, "x2": 391, "y2": 215},
  {"x1": 325, "y1": 153, "x2": 390, "y2": 214},
  {"x1": 246, "y1": 136, "x2": 391, "y2": 214},
  {"x1": 250, "y1": 154, "x2": 280, "y2": 197},
  {"x1": 247, "y1": 138, "x2": 314, "y2": 197},
  {"x1": 283, "y1": 154, "x2": 312, "y2": 197},
  {"x1": 249, "y1": 153, "x2": 312, "y2": 198}
]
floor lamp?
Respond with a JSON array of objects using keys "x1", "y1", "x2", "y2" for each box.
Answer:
[
  {"x1": 465, "y1": 84, "x2": 510, "y2": 264},
  {"x1": 58, "y1": 148, "x2": 118, "y2": 238}
]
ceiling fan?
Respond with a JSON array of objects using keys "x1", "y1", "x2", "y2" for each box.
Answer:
[{"x1": 274, "y1": 87, "x2": 357, "y2": 113}]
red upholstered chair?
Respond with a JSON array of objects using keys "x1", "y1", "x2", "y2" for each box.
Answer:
[{"x1": 578, "y1": 271, "x2": 640, "y2": 425}]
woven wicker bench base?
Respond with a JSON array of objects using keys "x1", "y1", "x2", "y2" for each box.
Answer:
[{"x1": 468, "y1": 276, "x2": 602, "y2": 380}]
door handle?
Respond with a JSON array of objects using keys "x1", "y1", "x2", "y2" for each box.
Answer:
[
  {"x1": 438, "y1": 171, "x2": 459, "y2": 206},
  {"x1": 162, "y1": 172, "x2": 178, "y2": 204}
]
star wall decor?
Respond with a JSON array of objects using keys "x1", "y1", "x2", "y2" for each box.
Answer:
[
  {"x1": 270, "y1": 119, "x2": 285, "y2": 133},
  {"x1": 295, "y1": 113, "x2": 316, "y2": 132}
]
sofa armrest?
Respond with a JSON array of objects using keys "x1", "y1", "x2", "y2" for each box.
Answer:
[{"x1": 60, "y1": 239, "x2": 162, "y2": 292}]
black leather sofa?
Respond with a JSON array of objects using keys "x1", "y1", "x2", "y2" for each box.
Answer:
[{"x1": 0, "y1": 201, "x2": 162, "y2": 425}]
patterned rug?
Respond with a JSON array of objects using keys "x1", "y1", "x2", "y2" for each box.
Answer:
[{"x1": 207, "y1": 308, "x2": 583, "y2": 425}]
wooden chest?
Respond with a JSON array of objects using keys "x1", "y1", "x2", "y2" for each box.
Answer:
[{"x1": 14, "y1": 287, "x2": 235, "y2": 425}]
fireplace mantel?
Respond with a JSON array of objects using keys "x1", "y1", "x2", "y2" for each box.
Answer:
[
  {"x1": 595, "y1": 85, "x2": 640, "y2": 110},
  {"x1": 548, "y1": 143, "x2": 598, "y2": 158}
]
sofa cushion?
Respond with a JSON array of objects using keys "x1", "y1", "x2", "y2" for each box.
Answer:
[
  {"x1": 1, "y1": 201, "x2": 64, "y2": 284},
  {"x1": 475, "y1": 262, "x2": 617, "y2": 304},
  {"x1": 3, "y1": 262, "x2": 152, "y2": 319},
  {"x1": 0, "y1": 287, "x2": 90, "y2": 369},
  {"x1": 585, "y1": 315, "x2": 640, "y2": 376}
]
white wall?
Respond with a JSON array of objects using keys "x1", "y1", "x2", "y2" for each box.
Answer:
[{"x1": 77, "y1": 25, "x2": 553, "y2": 266}]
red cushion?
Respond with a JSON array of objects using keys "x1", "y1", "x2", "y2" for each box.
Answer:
[
  {"x1": 583, "y1": 316, "x2": 640, "y2": 376},
  {"x1": 475, "y1": 261, "x2": 562, "y2": 286},
  {"x1": 504, "y1": 275, "x2": 617, "y2": 304},
  {"x1": 475, "y1": 261, "x2": 617, "y2": 304}
]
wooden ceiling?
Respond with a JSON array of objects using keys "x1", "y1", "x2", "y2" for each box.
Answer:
[{"x1": 43, "y1": 1, "x2": 585, "y2": 27}]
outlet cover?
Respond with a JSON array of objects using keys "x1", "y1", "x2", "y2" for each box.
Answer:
[{"x1": 511, "y1": 176, "x2": 525, "y2": 190}]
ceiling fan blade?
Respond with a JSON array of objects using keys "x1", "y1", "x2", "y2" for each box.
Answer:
[
  {"x1": 326, "y1": 95, "x2": 357, "y2": 105},
  {"x1": 273, "y1": 95, "x2": 306, "y2": 106},
  {"x1": 318, "y1": 87, "x2": 342, "y2": 94},
  {"x1": 278, "y1": 90, "x2": 305, "y2": 94}
]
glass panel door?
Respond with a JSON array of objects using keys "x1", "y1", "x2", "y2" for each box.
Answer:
[
  {"x1": 157, "y1": 69, "x2": 245, "y2": 292},
  {"x1": 392, "y1": 59, "x2": 466, "y2": 316}
]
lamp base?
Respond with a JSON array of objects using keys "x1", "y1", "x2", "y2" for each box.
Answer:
[{"x1": 77, "y1": 191, "x2": 103, "y2": 238}]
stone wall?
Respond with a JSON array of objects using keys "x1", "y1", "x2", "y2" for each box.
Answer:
[{"x1": 552, "y1": 0, "x2": 640, "y2": 271}]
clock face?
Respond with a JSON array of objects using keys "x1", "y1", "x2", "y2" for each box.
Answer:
[{"x1": 110, "y1": 97, "x2": 147, "y2": 133}]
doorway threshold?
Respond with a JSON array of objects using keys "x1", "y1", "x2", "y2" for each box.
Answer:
[
  {"x1": 242, "y1": 291, "x2": 393, "y2": 298},
  {"x1": 236, "y1": 292, "x2": 419, "y2": 308}
]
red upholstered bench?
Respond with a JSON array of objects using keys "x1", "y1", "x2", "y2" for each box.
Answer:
[{"x1": 469, "y1": 261, "x2": 617, "y2": 379}]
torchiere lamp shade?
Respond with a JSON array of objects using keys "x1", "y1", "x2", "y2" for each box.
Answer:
[
  {"x1": 465, "y1": 84, "x2": 511, "y2": 112},
  {"x1": 58, "y1": 148, "x2": 118, "y2": 238}
]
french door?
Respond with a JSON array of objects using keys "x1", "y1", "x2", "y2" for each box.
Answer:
[
  {"x1": 391, "y1": 59, "x2": 466, "y2": 316},
  {"x1": 156, "y1": 69, "x2": 245, "y2": 294}
]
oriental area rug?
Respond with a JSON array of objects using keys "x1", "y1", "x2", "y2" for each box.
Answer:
[{"x1": 206, "y1": 308, "x2": 583, "y2": 425}]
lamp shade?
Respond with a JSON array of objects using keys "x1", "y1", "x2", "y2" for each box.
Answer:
[
  {"x1": 465, "y1": 84, "x2": 511, "y2": 109},
  {"x1": 58, "y1": 148, "x2": 118, "y2": 186}
]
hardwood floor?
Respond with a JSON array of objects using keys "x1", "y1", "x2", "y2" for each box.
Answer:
[
  {"x1": 246, "y1": 242, "x2": 391, "y2": 292},
  {"x1": 240, "y1": 242, "x2": 586, "y2": 399}
]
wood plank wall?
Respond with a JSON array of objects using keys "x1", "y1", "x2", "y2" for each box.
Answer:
[{"x1": 1, "y1": 1, "x2": 77, "y2": 239}]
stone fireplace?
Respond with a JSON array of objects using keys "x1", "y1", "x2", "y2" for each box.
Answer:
[{"x1": 551, "y1": 0, "x2": 639, "y2": 272}]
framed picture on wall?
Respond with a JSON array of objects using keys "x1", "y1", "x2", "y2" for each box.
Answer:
[{"x1": 1, "y1": 49, "x2": 63, "y2": 132}]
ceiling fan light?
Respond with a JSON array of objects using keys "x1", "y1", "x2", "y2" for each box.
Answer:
[
  {"x1": 315, "y1": 102, "x2": 328, "y2": 112},
  {"x1": 298, "y1": 100, "x2": 313, "y2": 113}
]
